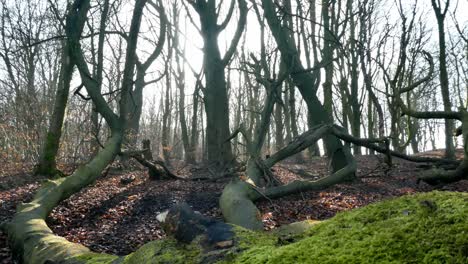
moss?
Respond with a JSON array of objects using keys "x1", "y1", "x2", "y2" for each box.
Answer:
[
  {"x1": 122, "y1": 238, "x2": 201, "y2": 264},
  {"x1": 71, "y1": 253, "x2": 121, "y2": 264},
  {"x1": 234, "y1": 191, "x2": 468, "y2": 264},
  {"x1": 272, "y1": 220, "x2": 321, "y2": 238},
  {"x1": 232, "y1": 226, "x2": 277, "y2": 249}
]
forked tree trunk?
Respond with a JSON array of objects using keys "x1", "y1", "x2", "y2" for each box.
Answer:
[{"x1": 189, "y1": 0, "x2": 247, "y2": 168}]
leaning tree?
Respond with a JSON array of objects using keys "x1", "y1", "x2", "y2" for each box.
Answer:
[{"x1": 3, "y1": 0, "x2": 152, "y2": 262}]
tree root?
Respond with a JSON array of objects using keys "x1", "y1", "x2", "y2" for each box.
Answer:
[{"x1": 417, "y1": 159, "x2": 468, "y2": 185}]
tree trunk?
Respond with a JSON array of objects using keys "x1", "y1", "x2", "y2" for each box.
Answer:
[
  {"x1": 90, "y1": 0, "x2": 110, "y2": 156},
  {"x1": 125, "y1": 68, "x2": 145, "y2": 148},
  {"x1": 321, "y1": 0, "x2": 334, "y2": 123},
  {"x1": 35, "y1": 43, "x2": 73, "y2": 177},
  {"x1": 348, "y1": 0, "x2": 362, "y2": 155},
  {"x1": 162, "y1": 77, "x2": 172, "y2": 164},
  {"x1": 189, "y1": 84, "x2": 201, "y2": 162},
  {"x1": 190, "y1": 0, "x2": 247, "y2": 167},
  {"x1": 202, "y1": 42, "x2": 234, "y2": 166},
  {"x1": 261, "y1": 0, "x2": 351, "y2": 173},
  {"x1": 431, "y1": 0, "x2": 455, "y2": 159},
  {"x1": 274, "y1": 102, "x2": 284, "y2": 151}
]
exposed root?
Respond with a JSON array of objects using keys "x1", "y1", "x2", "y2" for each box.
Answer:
[{"x1": 418, "y1": 159, "x2": 468, "y2": 185}]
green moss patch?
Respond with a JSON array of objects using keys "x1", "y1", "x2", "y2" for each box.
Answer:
[
  {"x1": 235, "y1": 191, "x2": 468, "y2": 263},
  {"x1": 122, "y1": 238, "x2": 201, "y2": 264},
  {"x1": 72, "y1": 253, "x2": 121, "y2": 264}
]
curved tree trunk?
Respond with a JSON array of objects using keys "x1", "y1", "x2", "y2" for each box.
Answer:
[
  {"x1": 5, "y1": 132, "x2": 123, "y2": 263},
  {"x1": 221, "y1": 125, "x2": 356, "y2": 229}
]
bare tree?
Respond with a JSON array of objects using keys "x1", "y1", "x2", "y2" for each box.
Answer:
[
  {"x1": 187, "y1": 0, "x2": 247, "y2": 168},
  {"x1": 431, "y1": 0, "x2": 455, "y2": 159}
]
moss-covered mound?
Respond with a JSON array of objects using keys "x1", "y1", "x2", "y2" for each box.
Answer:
[
  {"x1": 68, "y1": 191, "x2": 467, "y2": 264},
  {"x1": 235, "y1": 191, "x2": 468, "y2": 264}
]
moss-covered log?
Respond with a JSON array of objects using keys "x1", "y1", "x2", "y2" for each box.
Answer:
[{"x1": 131, "y1": 191, "x2": 468, "y2": 264}]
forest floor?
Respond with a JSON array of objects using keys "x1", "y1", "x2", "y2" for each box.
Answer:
[{"x1": 1, "y1": 151, "x2": 467, "y2": 263}]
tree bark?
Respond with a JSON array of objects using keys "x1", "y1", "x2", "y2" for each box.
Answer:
[
  {"x1": 347, "y1": 0, "x2": 362, "y2": 155},
  {"x1": 274, "y1": 98, "x2": 285, "y2": 151}
]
